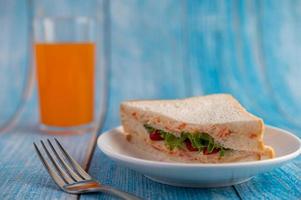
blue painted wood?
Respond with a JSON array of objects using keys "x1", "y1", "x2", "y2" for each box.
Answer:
[
  {"x1": 82, "y1": 152, "x2": 240, "y2": 200},
  {"x1": 232, "y1": 0, "x2": 288, "y2": 126},
  {"x1": 186, "y1": 0, "x2": 300, "y2": 132},
  {"x1": 0, "y1": 125, "x2": 96, "y2": 200},
  {"x1": 0, "y1": 0, "x2": 29, "y2": 127},
  {"x1": 101, "y1": 0, "x2": 189, "y2": 130},
  {"x1": 259, "y1": 0, "x2": 301, "y2": 129},
  {"x1": 0, "y1": 0, "x2": 300, "y2": 199},
  {"x1": 235, "y1": 162, "x2": 301, "y2": 200}
]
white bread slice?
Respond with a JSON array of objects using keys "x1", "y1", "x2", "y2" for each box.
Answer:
[
  {"x1": 120, "y1": 94, "x2": 266, "y2": 153},
  {"x1": 120, "y1": 113, "x2": 275, "y2": 163}
]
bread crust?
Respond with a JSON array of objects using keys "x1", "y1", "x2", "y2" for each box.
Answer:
[
  {"x1": 120, "y1": 111, "x2": 274, "y2": 163},
  {"x1": 120, "y1": 94, "x2": 265, "y2": 152},
  {"x1": 120, "y1": 94, "x2": 275, "y2": 163}
]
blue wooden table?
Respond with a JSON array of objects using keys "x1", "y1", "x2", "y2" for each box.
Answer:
[{"x1": 0, "y1": 0, "x2": 300, "y2": 199}]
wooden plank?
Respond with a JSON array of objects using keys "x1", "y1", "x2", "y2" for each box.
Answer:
[
  {"x1": 82, "y1": 0, "x2": 240, "y2": 199},
  {"x1": 81, "y1": 151, "x2": 240, "y2": 200},
  {"x1": 1, "y1": 0, "x2": 299, "y2": 200},
  {"x1": 234, "y1": 162, "x2": 301, "y2": 200},
  {"x1": 0, "y1": 124, "x2": 96, "y2": 200}
]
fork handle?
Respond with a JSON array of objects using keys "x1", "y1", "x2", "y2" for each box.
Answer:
[{"x1": 99, "y1": 185, "x2": 143, "y2": 200}]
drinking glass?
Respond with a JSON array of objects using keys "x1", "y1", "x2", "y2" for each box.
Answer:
[
  {"x1": 35, "y1": 17, "x2": 95, "y2": 130},
  {"x1": 0, "y1": 0, "x2": 108, "y2": 134},
  {"x1": 32, "y1": 0, "x2": 108, "y2": 133}
]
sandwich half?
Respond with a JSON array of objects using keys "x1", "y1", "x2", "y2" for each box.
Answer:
[{"x1": 120, "y1": 94, "x2": 275, "y2": 163}]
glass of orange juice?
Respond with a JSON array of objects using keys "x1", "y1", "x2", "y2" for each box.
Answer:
[{"x1": 32, "y1": 7, "x2": 107, "y2": 133}]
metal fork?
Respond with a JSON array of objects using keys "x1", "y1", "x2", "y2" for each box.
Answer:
[{"x1": 34, "y1": 138, "x2": 142, "y2": 200}]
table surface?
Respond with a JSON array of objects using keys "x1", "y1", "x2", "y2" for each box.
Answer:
[{"x1": 1, "y1": 0, "x2": 301, "y2": 199}]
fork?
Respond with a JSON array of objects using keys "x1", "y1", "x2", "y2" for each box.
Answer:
[{"x1": 34, "y1": 138, "x2": 142, "y2": 200}]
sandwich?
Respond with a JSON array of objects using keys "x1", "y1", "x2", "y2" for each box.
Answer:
[{"x1": 120, "y1": 94, "x2": 275, "y2": 163}]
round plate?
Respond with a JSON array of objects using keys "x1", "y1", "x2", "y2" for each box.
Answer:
[{"x1": 97, "y1": 125, "x2": 301, "y2": 188}]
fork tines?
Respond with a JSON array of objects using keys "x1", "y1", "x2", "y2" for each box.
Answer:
[{"x1": 33, "y1": 138, "x2": 91, "y2": 188}]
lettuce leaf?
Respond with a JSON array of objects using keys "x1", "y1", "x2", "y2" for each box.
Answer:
[
  {"x1": 144, "y1": 124, "x2": 155, "y2": 133},
  {"x1": 163, "y1": 132, "x2": 184, "y2": 150},
  {"x1": 219, "y1": 147, "x2": 225, "y2": 157},
  {"x1": 143, "y1": 124, "x2": 227, "y2": 156}
]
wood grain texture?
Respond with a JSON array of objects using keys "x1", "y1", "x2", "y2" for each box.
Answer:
[
  {"x1": 235, "y1": 162, "x2": 301, "y2": 200},
  {"x1": 0, "y1": 0, "x2": 300, "y2": 200},
  {"x1": 81, "y1": 152, "x2": 240, "y2": 200},
  {"x1": 0, "y1": 124, "x2": 96, "y2": 200}
]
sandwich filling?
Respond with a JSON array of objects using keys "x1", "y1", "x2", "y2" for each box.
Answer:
[{"x1": 144, "y1": 124, "x2": 228, "y2": 157}]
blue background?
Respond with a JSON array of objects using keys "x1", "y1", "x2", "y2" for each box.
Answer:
[
  {"x1": 0, "y1": 0, "x2": 300, "y2": 199},
  {"x1": 1, "y1": 0, "x2": 301, "y2": 135}
]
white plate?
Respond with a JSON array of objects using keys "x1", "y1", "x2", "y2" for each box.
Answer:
[{"x1": 97, "y1": 125, "x2": 301, "y2": 188}]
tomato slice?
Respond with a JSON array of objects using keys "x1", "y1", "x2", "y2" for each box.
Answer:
[
  {"x1": 203, "y1": 147, "x2": 220, "y2": 155},
  {"x1": 149, "y1": 130, "x2": 164, "y2": 141},
  {"x1": 185, "y1": 140, "x2": 198, "y2": 151}
]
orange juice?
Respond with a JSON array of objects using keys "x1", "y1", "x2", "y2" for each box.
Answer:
[{"x1": 35, "y1": 42, "x2": 95, "y2": 127}]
